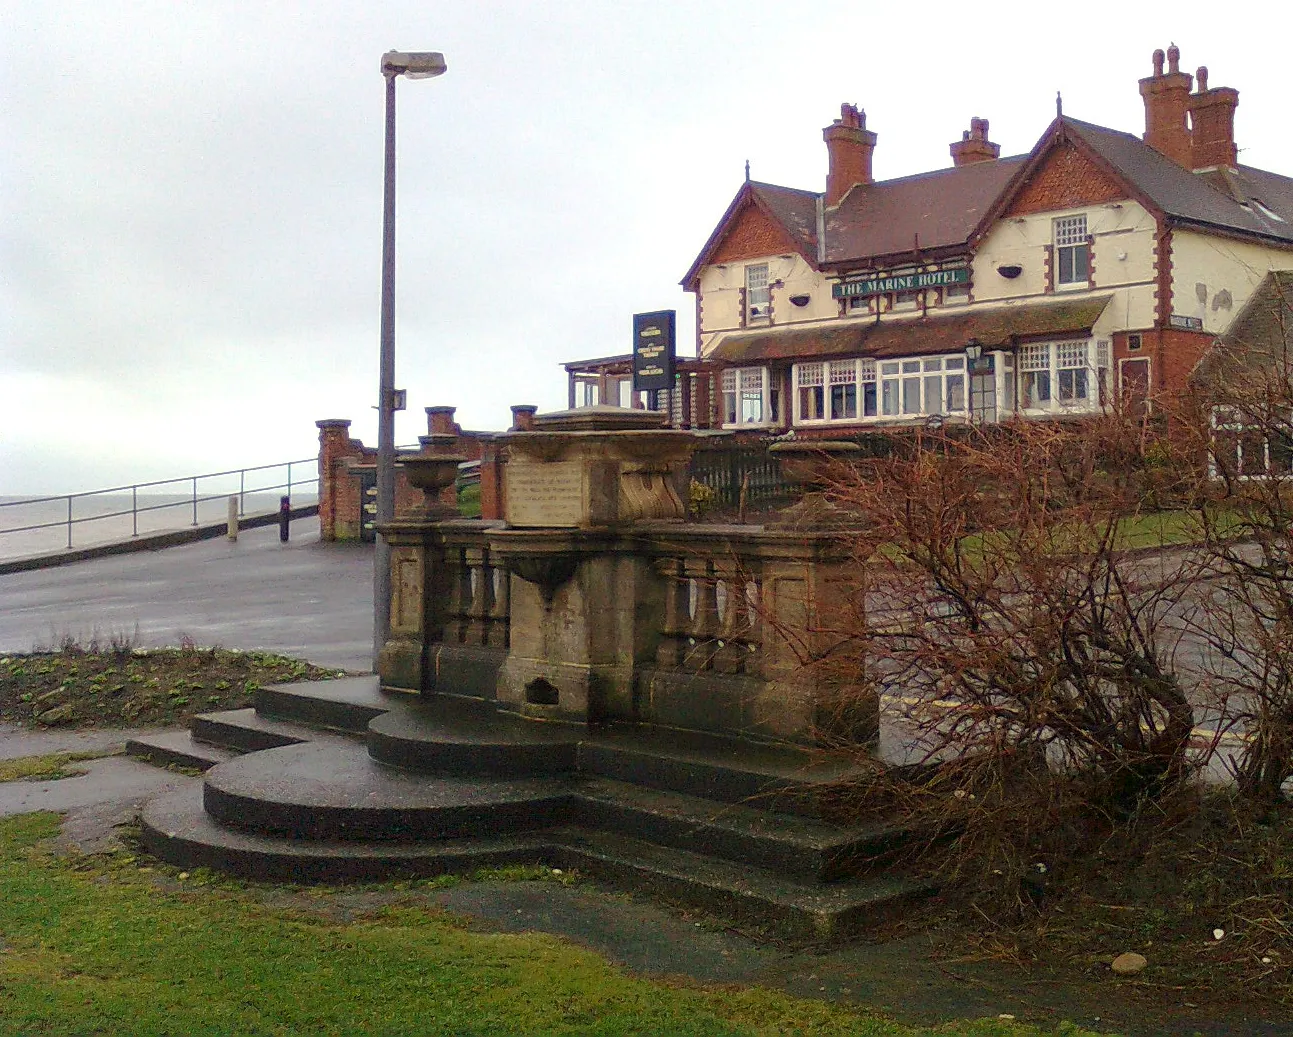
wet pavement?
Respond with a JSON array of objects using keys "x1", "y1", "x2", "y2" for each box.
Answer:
[{"x1": 0, "y1": 517, "x2": 373, "y2": 672}]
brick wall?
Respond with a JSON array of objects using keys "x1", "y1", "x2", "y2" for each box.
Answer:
[{"x1": 1005, "y1": 143, "x2": 1127, "y2": 217}]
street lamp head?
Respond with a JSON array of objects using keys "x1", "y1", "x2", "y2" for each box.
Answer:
[{"x1": 381, "y1": 50, "x2": 447, "y2": 79}]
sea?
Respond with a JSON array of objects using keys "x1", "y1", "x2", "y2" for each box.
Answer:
[{"x1": 0, "y1": 490, "x2": 318, "y2": 562}]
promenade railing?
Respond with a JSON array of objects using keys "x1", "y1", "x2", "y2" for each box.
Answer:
[{"x1": 0, "y1": 458, "x2": 319, "y2": 559}]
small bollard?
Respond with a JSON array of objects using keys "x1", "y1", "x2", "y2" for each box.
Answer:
[
  {"x1": 279, "y1": 495, "x2": 291, "y2": 542},
  {"x1": 227, "y1": 495, "x2": 238, "y2": 542}
]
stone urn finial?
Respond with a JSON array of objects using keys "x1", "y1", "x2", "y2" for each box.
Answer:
[
  {"x1": 398, "y1": 453, "x2": 466, "y2": 520},
  {"x1": 767, "y1": 440, "x2": 862, "y2": 530}
]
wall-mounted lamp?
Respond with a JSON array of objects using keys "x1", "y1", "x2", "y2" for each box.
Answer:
[
  {"x1": 997, "y1": 264, "x2": 1023, "y2": 279},
  {"x1": 965, "y1": 338, "x2": 983, "y2": 364}
]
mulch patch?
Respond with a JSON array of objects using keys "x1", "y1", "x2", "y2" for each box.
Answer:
[{"x1": 0, "y1": 647, "x2": 347, "y2": 728}]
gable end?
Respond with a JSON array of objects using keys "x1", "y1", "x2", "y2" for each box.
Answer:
[{"x1": 1005, "y1": 141, "x2": 1129, "y2": 217}]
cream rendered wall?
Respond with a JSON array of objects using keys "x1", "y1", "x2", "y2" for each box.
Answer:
[
  {"x1": 697, "y1": 254, "x2": 836, "y2": 355},
  {"x1": 973, "y1": 201, "x2": 1158, "y2": 331},
  {"x1": 1170, "y1": 230, "x2": 1293, "y2": 335}
]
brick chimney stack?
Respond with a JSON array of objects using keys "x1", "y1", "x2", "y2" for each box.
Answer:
[
  {"x1": 1139, "y1": 45, "x2": 1193, "y2": 167},
  {"x1": 950, "y1": 117, "x2": 1000, "y2": 166},
  {"x1": 1187, "y1": 65, "x2": 1239, "y2": 170},
  {"x1": 823, "y1": 103, "x2": 877, "y2": 207}
]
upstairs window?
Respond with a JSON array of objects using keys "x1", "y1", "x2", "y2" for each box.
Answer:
[
  {"x1": 744, "y1": 264, "x2": 770, "y2": 323},
  {"x1": 1054, "y1": 215, "x2": 1089, "y2": 288}
]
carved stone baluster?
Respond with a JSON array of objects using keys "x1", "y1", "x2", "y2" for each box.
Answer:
[
  {"x1": 686, "y1": 558, "x2": 719, "y2": 671},
  {"x1": 654, "y1": 557, "x2": 685, "y2": 668},
  {"x1": 713, "y1": 562, "x2": 747, "y2": 674},
  {"x1": 488, "y1": 561, "x2": 510, "y2": 649},
  {"x1": 465, "y1": 546, "x2": 493, "y2": 645}
]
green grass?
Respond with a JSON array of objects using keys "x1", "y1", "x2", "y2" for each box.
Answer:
[
  {"x1": 0, "y1": 750, "x2": 113, "y2": 783},
  {"x1": 0, "y1": 814, "x2": 1108, "y2": 1036}
]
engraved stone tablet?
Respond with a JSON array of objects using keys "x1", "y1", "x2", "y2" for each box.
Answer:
[{"x1": 506, "y1": 461, "x2": 584, "y2": 527}]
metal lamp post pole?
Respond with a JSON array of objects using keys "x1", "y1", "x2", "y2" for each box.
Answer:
[
  {"x1": 373, "y1": 50, "x2": 446, "y2": 668},
  {"x1": 374, "y1": 69, "x2": 399, "y2": 666}
]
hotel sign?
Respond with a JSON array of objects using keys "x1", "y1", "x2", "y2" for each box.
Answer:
[
  {"x1": 632, "y1": 310, "x2": 676, "y2": 392},
  {"x1": 833, "y1": 267, "x2": 969, "y2": 299}
]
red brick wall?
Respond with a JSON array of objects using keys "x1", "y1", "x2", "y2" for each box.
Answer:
[
  {"x1": 1005, "y1": 143, "x2": 1128, "y2": 217},
  {"x1": 710, "y1": 204, "x2": 799, "y2": 265}
]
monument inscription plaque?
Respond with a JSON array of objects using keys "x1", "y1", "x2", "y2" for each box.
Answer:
[{"x1": 505, "y1": 461, "x2": 584, "y2": 528}]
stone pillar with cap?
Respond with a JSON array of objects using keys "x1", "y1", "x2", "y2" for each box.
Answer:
[{"x1": 487, "y1": 406, "x2": 699, "y2": 724}]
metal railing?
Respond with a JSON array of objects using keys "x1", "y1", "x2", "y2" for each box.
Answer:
[{"x1": 0, "y1": 458, "x2": 319, "y2": 558}]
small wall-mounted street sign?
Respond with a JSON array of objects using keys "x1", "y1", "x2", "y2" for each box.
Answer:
[
  {"x1": 1169, "y1": 314, "x2": 1204, "y2": 331},
  {"x1": 632, "y1": 310, "x2": 676, "y2": 393},
  {"x1": 833, "y1": 267, "x2": 969, "y2": 299}
]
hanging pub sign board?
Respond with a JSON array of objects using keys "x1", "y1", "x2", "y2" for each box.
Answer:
[
  {"x1": 832, "y1": 267, "x2": 969, "y2": 299},
  {"x1": 632, "y1": 310, "x2": 676, "y2": 392}
]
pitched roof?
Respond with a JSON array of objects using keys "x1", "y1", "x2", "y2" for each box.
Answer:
[
  {"x1": 823, "y1": 157, "x2": 1027, "y2": 266},
  {"x1": 680, "y1": 181, "x2": 819, "y2": 290},
  {"x1": 709, "y1": 296, "x2": 1113, "y2": 365},
  {"x1": 996, "y1": 117, "x2": 1293, "y2": 247}
]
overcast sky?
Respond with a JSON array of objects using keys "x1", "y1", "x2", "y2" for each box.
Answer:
[{"x1": 5, "y1": 1, "x2": 1292, "y2": 493}]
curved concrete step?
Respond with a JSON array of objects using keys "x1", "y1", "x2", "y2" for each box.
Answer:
[
  {"x1": 366, "y1": 696, "x2": 580, "y2": 778},
  {"x1": 202, "y1": 740, "x2": 575, "y2": 841},
  {"x1": 254, "y1": 676, "x2": 399, "y2": 733},
  {"x1": 141, "y1": 784, "x2": 555, "y2": 883}
]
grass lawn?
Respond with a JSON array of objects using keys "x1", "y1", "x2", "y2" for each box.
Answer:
[{"x1": 0, "y1": 813, "x2": 1105, "y2": 1037}]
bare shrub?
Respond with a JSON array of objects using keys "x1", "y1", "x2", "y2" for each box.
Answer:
[
  {"x1": 817, "y1": 412, "x2": 1205, "y2": 893},
  {"x1": 1180, "y1": 275, "x2": 1293, "y2": 800}
]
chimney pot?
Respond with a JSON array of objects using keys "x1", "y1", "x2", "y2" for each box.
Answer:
[
  {"x1": 510, "y1": 404, "x2": 538, "y2": 431},
  {"x1": 1152, "y1": 48, "x2": 1165, "y2": 76},
  {"x1": 1196, "y1": 65, "x2": 1209, "y2": 92},
  {"x1": 1168, "y1": 43, "x2": 1180, "y2": 73}
]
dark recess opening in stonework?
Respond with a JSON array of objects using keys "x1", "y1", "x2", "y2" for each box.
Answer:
[{"x1": 525, "y1": 678, "x2": 560, "y2": 706}]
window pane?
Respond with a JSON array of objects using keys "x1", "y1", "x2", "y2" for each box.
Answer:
[
  {"x1": 1022, "y1": 371, "x2": 1051, "y2": 408},
  {"x1": 947, "y1": 373, "x2": 965, "y2": 412},
  {"x1": 831, "y1": 383, "x2": 857, "y2": 420},
  {"x1": 798, "y1": 386, "x2": 824, "y2": 420},
  {"x1": 1058, "y1": 248, "x2": 1074, "y2": 284},
  {"x1": 1073, "y1": 244, "x2": 1089, "y2": 282},
  {"x1": 902, "y1": 360, "x2": 922, "y2": 374},
  {"x1": 924, "y1": 375, "x2": 944, "y2": 415},
  {"x1": 863, "y1": 382, "x2": 877, "y2": 416},
  {"x1": 882, "y1": 380, "x2": 899, "y2": 416},
  {"x1": 741, "y1": 392, "x2": 764, "y2": 423},
  {"x1": 903, "y1": 377, "x2": 922, "y2": 414}
]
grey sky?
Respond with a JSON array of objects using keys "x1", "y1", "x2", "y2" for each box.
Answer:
[{"x1": 5, "y1": 1, "x2": 1292, "y2": 493}]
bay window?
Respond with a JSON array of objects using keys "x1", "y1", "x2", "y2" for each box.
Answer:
[
  {"x1": 795, "y1": 355, "x2": 965, "y2": 424},
  {"x1": 1017, "y1": 340, "x2": 1110, "y2": 414},
  {"x1": 721, "y1": 366, "x2": 778, "y2": 426}
]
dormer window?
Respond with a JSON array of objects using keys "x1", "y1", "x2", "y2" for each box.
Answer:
[
  {"x1": 745, "y1": 263, "x2": 770, "y2": 323},
  {"x1": 1054, "y1": 215, "x2": 1090, "y2": 288}
]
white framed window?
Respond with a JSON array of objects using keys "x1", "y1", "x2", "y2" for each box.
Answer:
[
  {"x1": 797, "y1": 355, "x2": 964, "y2": 424},
  {"x1": 745, "y1": 264, "x2": 770, "y2": 323},
  {"x1": 721, "y1": 366, "x2": 778, "y2": 426},
  {"x1": 1017, "y1": 339, "x2": 1108, "y2": 414},
  {"x1": 1210, "y1": 407, "x2": 1293, "y2": 480},
  {"x1": 1054, "y1": 214, "x2": 1090, "y2": 288}
]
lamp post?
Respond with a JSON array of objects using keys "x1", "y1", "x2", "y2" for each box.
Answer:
[{"x1": 374, "y1": 49, "x2": 447, "y2": 667}]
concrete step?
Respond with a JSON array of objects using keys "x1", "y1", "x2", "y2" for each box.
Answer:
[
  {"x1": 201, "y1": 740, "x2": 575, "y2": 842},
  {"x1": 141, "y1": 784, "x2": 555, "y2": 883},
  {"x1": 366, "y1": 695, "x2": 581, "y2": 778},
  {"x1": 254, "y1": 676, "x2": 400, "y2": 733},
  {"x1": 126, "y1": 731, "x2": 236, "y2": 772},
  {"x1": 578, "y1": 726, "x2": 867, "y2": 818},
  {"x1": 191, "y1": 708, "x2": 320, "y2": 753},
  {"x1": 573, "y1": 778, "x2": 913, "y2": 883},
  {"x1": 549, "y1": 828, "x2": 934, "y2": 943},
  {"x1": 138, "y1": 786, "x2": 933, "y2": 941}
]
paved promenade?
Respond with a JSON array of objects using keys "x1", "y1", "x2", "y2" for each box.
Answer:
[{"x1": 0, "y1": 518, "x2": 373, "y2": 672}]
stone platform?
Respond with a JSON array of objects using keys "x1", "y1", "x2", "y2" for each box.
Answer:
[{"x1": 131, "y1": 677, "x2": 931, "y2": 941}]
